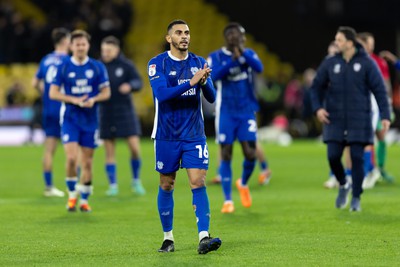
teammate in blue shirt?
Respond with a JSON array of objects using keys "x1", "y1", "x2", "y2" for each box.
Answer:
[
  {"x1": 148, "y1": 19, "x2": 221, "y2": 254},
  {"x1": 49, "y1": 30, "x2": 111, "y2": 212},
  {"x1": 99, "y1": 36, "x2": 145, "y2": 196},
  {"x1": 208, "y1": 22, "x2": 264, "y2": 213},
  {"x1": 32, "y1": 28, "x2": 70, "y2": 198}
]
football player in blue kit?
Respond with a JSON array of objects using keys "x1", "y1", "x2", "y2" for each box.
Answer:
[
  {"x1": 32, "y1": 28, "x2": 70, "y2": 197},
  {"x1": 208, "y1": 22, "x2": 263, "y2": 213},
  {"x1": 49, "y1": 30, "x2": 111, "y2": 212},
  {"x1": 148, "y1": 19, "x2": 222, "y2": 254}
]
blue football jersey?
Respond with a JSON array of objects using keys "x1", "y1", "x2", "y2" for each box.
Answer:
[
  {"x1": 35, "y1": 52, "x2": 69, "y2": 117},
  {"x1": 52, "y1": 57, "x2": 110, "y2": 131},
  {"x1": 148, "y1": 51, "x2": 215, "y2": 141},
  {"x1": 208, "y1": 47, "x2": 263, "y2": 114}
]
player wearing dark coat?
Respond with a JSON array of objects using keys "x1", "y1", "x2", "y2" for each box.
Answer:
[
  {"x1": 99, "y1": 54, "x2": 143, "y2": 138},
  {"x1": 99, "y1": 36, "x2": 146, "y2": 197}
]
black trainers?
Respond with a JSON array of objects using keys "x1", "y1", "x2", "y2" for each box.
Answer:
[
  {"x1": 158, "y1": 239, "x2": 175, "y2": 252},
  {"x1": 198, "y1": 236, "x2": 222, "y2": 254}
]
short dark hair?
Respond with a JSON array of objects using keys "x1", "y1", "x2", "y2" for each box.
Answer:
[
  {"x1": 101, "y1": 35, "x2": 120, "y2": 47},
  {"x1": 70, "y1": 29, "x2": 91, "y2": 42},
  {"x1": 52, "y1": 28, "x2": 70, "y2": 46},
  {"x1": 223, "y1": 22, "x2": 245, "y2": 36},
  {"x1": 357, "y1": 32, "x2": 374, "y2": 43},
  {"x1": 167, "y1": 19, "x2": 187, "y2": 33},
  {"x1": 337, "y1": 26, "x2": 357, "y2": 45}
]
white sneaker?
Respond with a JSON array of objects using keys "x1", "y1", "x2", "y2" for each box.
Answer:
[
  {"x1": 324, "y1": 175, "x2": 338, "y2": 189},
  {"x1": 44, "y1": 187, "x2": 65, "y2": 197},
  {"x1": 363, "y1": 168, "x2": 381, "y2": 189}
]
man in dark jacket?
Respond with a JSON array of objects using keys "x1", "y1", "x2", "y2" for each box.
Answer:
[
  {"x1": 310, "y1": 27, "x2": 390, "y2": 212},
  {"x1": 99, "y1": 36, "x2": 145, "y2": 196}
]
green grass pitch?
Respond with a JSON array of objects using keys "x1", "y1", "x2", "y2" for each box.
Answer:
[{"x1": 0, "y1": 139, "x2": 399, "y2": 266}]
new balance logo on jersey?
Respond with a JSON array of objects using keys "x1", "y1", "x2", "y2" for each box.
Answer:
[
  {"x1": 203, "y1": 159, "x2": 208, "y2": 164},
  {"x1": 169, "y1": 71, "x2": 176, "y2": 76}
]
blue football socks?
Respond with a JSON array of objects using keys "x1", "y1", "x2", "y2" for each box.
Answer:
[
  {"x1": 220, "y1": 160, "x2": 232, "y2": 201},
  {"x1": 363, "y1": 150, "x2": 373, "y2": 174},
  {"x1": 44, "y1": 171, "x2": 52, "y2": 188},
  {"x1": 105, "y1": 163, "x2": 117, "y2": 185},
  {"x1": 260, "y1": 161, "x2": 268, "y2": 172},
  {"x1": 130, "y1": 159, "x2": 141, "y2": 181},
  {"x1": 158, "y1": 186, "x2": 174, "y2": 232},
  {"x1": 192, "y1": 187, "x2": 210, "y2": 233},
  {"x1": 241, "y1": 159, "x2": 256, "y2": 185}
]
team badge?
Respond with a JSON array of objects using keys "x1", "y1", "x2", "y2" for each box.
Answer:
[
  {"x1": 191, "y1": 67, "x2": 199, "y2": 76},
  {"x1": 85, "y1": 69, "x2": 94, "y2": 79},
  {"x1": 333, "y1": 64, "x2": 341, "y2": 74},
  {"x1": 62, "y1": 134, "x2": 69, "y2": 142},
  {"x1": 353, "y1": 63, "x2": 361, "y2": 72},
  {"x1": 157, "y1": 161, "x2": 164, "y2": 170},
  {"x1": 149, "y1": 64, "x2": 156, "y2": 76},
  {"x1": 218, "y1": 134, "x2": 226, "y2": 143},
  {"x1": 68, "y1": 72, "x2": 76, "y2": 78},
  {"x1": 115, "y1": 67, "x2": 123, "y2": 77}
]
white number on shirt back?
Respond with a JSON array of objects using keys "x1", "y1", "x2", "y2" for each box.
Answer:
[
  {"x1": 248, "y1": 119, "x2": 257, "y2": 132},
  {"x1": 45, "y1": 65, "x2": 58, "y2": 84},
  {"x1": 195, "y1": 144, "x2": 209, "y2": 159}
]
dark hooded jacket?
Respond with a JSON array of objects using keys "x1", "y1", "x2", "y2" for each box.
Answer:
[{"x1": 310, "y1": 43, "x2": 390, "y2": 144}]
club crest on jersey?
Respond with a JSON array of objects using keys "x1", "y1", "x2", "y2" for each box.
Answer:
[
  {"x1": 333, "y1": 64, "x2": 341, "y2": 74},
  {"x1": 85, "y1": 69, "x2": 94, "y2": 79},
  {"x1": 68, "y1": 72, "x2": 76, "y2": 78},
  {"x1": 353, "y1": 63, "x2": 361, "y2": 72},
  {"x1": 115, "y1": 67, "x2": 123, "y2": 77},
  {"x1": 191, "y1": 67, "x2": 199, "y2": 75},
  {"x1": 149, "y1": 64, "x2": 156, "y2": 76}
]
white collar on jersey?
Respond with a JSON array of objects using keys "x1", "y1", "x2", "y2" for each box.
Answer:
[
  {"x1": 71, "y1": 56, "x2": 89, "y2": 66},
  {"x1": 221, "y1": 47, "x2": 232, "y2": 56},
  {"x1": 167, "y1": 51, "x2": 189, "y2": 61}
]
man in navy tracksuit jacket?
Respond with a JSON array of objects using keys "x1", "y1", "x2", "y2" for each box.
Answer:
[
  {"x1": 99, "y1": 36, "x2": 145, "y2": 196},
  {"x1": 310, "y1": 27, "x2": 390, "y2": 212}
]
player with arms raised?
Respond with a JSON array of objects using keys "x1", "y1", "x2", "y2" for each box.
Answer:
[{"x1": 148, "y1": 19, "x2": 221, "y2": 254}]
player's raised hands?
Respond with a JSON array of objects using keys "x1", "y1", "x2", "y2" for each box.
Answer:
[
  {"x1": 200, "y1": 63, "x2": 212, "y2": 85},
  {"x1": 190, "y1": 63, "x2": 211, "y2": 87}
]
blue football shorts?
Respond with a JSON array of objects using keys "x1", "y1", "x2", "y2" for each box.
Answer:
[
  {"x1": 154, "y1": 139, "x2": 209, "y2": 173},
  {"x1": 42, "y1": 114, "x2": 61, "y2": 138},
  {"x1": 216, "y1": 112, "x2": 257, "y2": 144},
  {"x1": 61, "y1": 118, "x2": 99, "y2": 148}
]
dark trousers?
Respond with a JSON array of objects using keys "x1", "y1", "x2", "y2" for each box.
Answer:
[{"x1": 327, "y1": 141, "x2": 366, "y2": 198}]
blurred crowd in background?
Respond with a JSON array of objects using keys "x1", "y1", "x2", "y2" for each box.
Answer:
[
  {"x1": 0, "y1": 0, "x2": 132, "y2": 63},
  {"x1": 2, "y1": 0, "x2": 400, "y2": 141}
]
